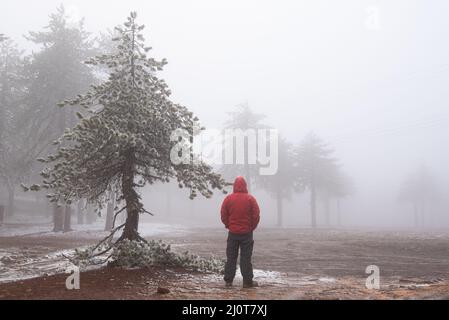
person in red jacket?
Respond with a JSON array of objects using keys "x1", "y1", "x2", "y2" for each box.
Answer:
[{"x1": 221, "y1": 176, "x2": 260, "y2": 288}]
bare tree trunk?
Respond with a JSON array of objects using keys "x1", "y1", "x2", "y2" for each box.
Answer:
[
  {"x1": 86, "y1": 204, "x2": 96, "y2": 224},
  {"x1": 244, "y1": 162, "x2": 251, "y2": 193},
  {"x1": 120, "y1": 150, "x2": 140, "y2": 241},
  {"x1": 46, "y1": 199, "x2": 52, "y2": 218},
  {"x1": 53, "y1": 204, "x2": 64, "y2": 232},
  {"x1": 77, "y1": 200, "x2": 84, "y2": 224},
  {"x1": 63, "y1": 205, "x2": 72, "y2": 232},
  {"x1": 105, "y1": 201, "x2": 114, "y2": 231},
  {"x1": 7, "y1": 186, "x2": 14, "y2": 217},
  {"x1": 276, "y1": 191, "x2": 283, "y2": 227},
  {"x1": 310, "y1": 184, "x2": 317, "y2": 228},
  {"x1": 324, "y1": 197, "x2": 330, "y2": 226}
]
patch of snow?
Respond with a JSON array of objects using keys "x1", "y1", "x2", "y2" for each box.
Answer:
[
  {"x1": 138, "y1": 222, "x2": 190, "y2": 237},
  {"x1": 319, "y1": 277, "x2": 337, "y2": 283},
  {"x1": 0, "y1": 225, "x2": 52, "y2": 237}
]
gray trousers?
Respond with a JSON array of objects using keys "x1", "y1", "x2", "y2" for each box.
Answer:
[{"x1": 224, "y1": 231, "x2": 254, "y2": 284}]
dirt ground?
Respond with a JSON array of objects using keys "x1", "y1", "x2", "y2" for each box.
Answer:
[{"x1": 1, "y1": 225, "x2": 449, "y2": 299}]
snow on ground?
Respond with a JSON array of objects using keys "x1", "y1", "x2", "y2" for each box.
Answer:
[
  {"x1": 138, "y1": 222, "x2": 190, "y2": 237},
  {"x1": 0, "y1": 225, "x2": 54, "y2": 237},
  {"x1": 0, "y1": 221, "x2": 191, "y2": 283},
  {"x1": 0, "y1": 221, "x2": 190, "y2": 238},
  {"x1": 0, "y1": 247, "x2": 75, "y2": 283}
]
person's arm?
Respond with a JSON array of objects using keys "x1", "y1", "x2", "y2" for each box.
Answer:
[
  {"x1": 250, "y1": 196, "x2": 260, "y2": 230},
  {"x1": 221, "y1": 197, "x2": 229, "y2": 228}
]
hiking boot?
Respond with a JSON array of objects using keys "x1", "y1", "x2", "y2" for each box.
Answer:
[{"x1": 243, "y1": 280, "x2": 258, "y2": 288}]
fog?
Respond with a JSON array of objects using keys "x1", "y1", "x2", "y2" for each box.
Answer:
[{"x1": 1, "y1": 0, "x2": 449, "y2": 230}]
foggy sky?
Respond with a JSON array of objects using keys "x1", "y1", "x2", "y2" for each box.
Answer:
[{"x1": 2, "y1": 0, "x2": 449, "y2": 227}]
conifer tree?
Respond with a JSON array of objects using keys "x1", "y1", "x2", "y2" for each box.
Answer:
[{"x1": 29, "y1": 12, "x2": 227, "y2": 243}]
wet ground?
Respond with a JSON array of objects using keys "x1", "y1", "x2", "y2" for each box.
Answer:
[{"x1": 1, "y1": 223, "x2": 449, "y2": 299}]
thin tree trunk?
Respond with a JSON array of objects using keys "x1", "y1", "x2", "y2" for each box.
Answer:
[
  {"x1": 63, "y1": 205, "x2": 72, "y2": 232},
  {"x1": 420, "y1": 202, "x2": 425, "y2": 228},
  {"x1": 77, "y1": 200, "x2": 84, "y2": 224},
  {"x1": 105, "y1": 201, "x2": 114, "y2": 231},
  {"x1": 86, "y1": 204, "x2": 96, "y2": 224},
  {"x1": 276, "y1": 191, "x2": 283, "y2": 227},
  {"x1": 46, "y1": 199, "x2": 52, "y2": 218},
  {"x1": 310, "y1": 183, "x2": 317, "y2": 228},
  {"x1": 7, "y1": 186, "x2": 14, "y2": 217},
  {"x1": 244, "y1": 162, "x2": 251, "y2": 193},
  {"x1": 53, "y1": 204, "x2": 64, "y2": 232},
  {"x1": 324, "y1": 197, "x2": 330, "y2": 226}
]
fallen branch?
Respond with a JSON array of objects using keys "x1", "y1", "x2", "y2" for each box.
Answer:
[
  {"x1": 91, "y1": 222, "x2": 126, "y2": 253},
  {"x1": 112, "y1": 206, "x2": 127, "y2": 228}
]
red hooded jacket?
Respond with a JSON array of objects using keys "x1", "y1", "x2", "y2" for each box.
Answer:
[{"x1": 221, "y1": 176, "x2": 260, "y2": 234}]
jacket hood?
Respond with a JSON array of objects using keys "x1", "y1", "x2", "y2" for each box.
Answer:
[{"x1": 233, "y1": 176, "x2": 248, "y2": 193}]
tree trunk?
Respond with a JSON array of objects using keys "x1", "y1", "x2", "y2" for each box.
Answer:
[
  {"x1": 105, "y1": 201, "x2": 114, "y2": 231},
  {"x1": 63, "y1": 205, "x2": 72, "y2": 232},
  {"x1": 310, "y1": 184, "x2": 317, "y2": 228},
  {"x1": 324, "y1": 197, "x2": 330, "y2": 226},
  {"x1": 53, "y1": 204, "x2": 64, "y2": 232},
  {"x1": 276, "y1": 191, "x2": 283, "y2": 227},
  {"x1": 86, "y1": 204, "x2": 96, "y2": 224},
  {"x1": 46, "y1": 200, "x2": 52, "y2": 219},
  {"x1": 244, "y1": 136, "x2": 251, "y2": 192},
  {"x1": 77, "y1": 200, "x2": 84, "y2": 224},
  {"x1": 245, "y1": 166, "x2": 251, "y2": 193},
  {"x1": 7, "y1": 186, "x2": 15, "y2": 217},
  {"x1": 120, "y1": 151, "x2": 140, "y2": 241}
]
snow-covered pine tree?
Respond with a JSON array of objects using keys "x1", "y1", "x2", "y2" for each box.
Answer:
[
  {"x1": 0, "y1": 37, "x2": 29, "y2": 216},
  {"x1": 30, "y1": 12, "x2": 227, "y2": 243}
]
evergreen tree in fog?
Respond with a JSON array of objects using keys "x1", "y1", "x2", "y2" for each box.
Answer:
[
  {"x1": 221, "y1": 102, "x2": 269, "y2": 191},
  {"x1": 399, "y1": 165, "x2": 439, "y2": 228},
  {"x1": 28, "y1": 12, "x2": 227, "y2": 243},
  {"x1": 294, "y1": 133, "x2": 339, "y2": 228},
  {"x1": 257, "y1": 136, "x2": 296, "y2": 227},
  {"x1": 0, "y1": 37, "x2": 28, "y2": 216}
]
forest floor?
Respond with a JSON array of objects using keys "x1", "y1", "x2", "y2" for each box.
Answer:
[{"x1": 1, "y1": 223, "x2": 449, "y2": 299}]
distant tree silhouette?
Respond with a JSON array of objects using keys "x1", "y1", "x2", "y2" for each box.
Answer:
[
  {"x1": 258, "y1": 136, "x2": 296, "y2": 227},
  {"x1": 399, "y1": 165, "x2": 439, "y2": 228},
  {"x1": 221, "y1": 102, "x2": 269, "y2": 191},
  {"x1": 318, "y1": 170, "x2": 353, "y2": 226},
  {"x1": 294, "y1": 133, "x2": 339, "y2": 228}
]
